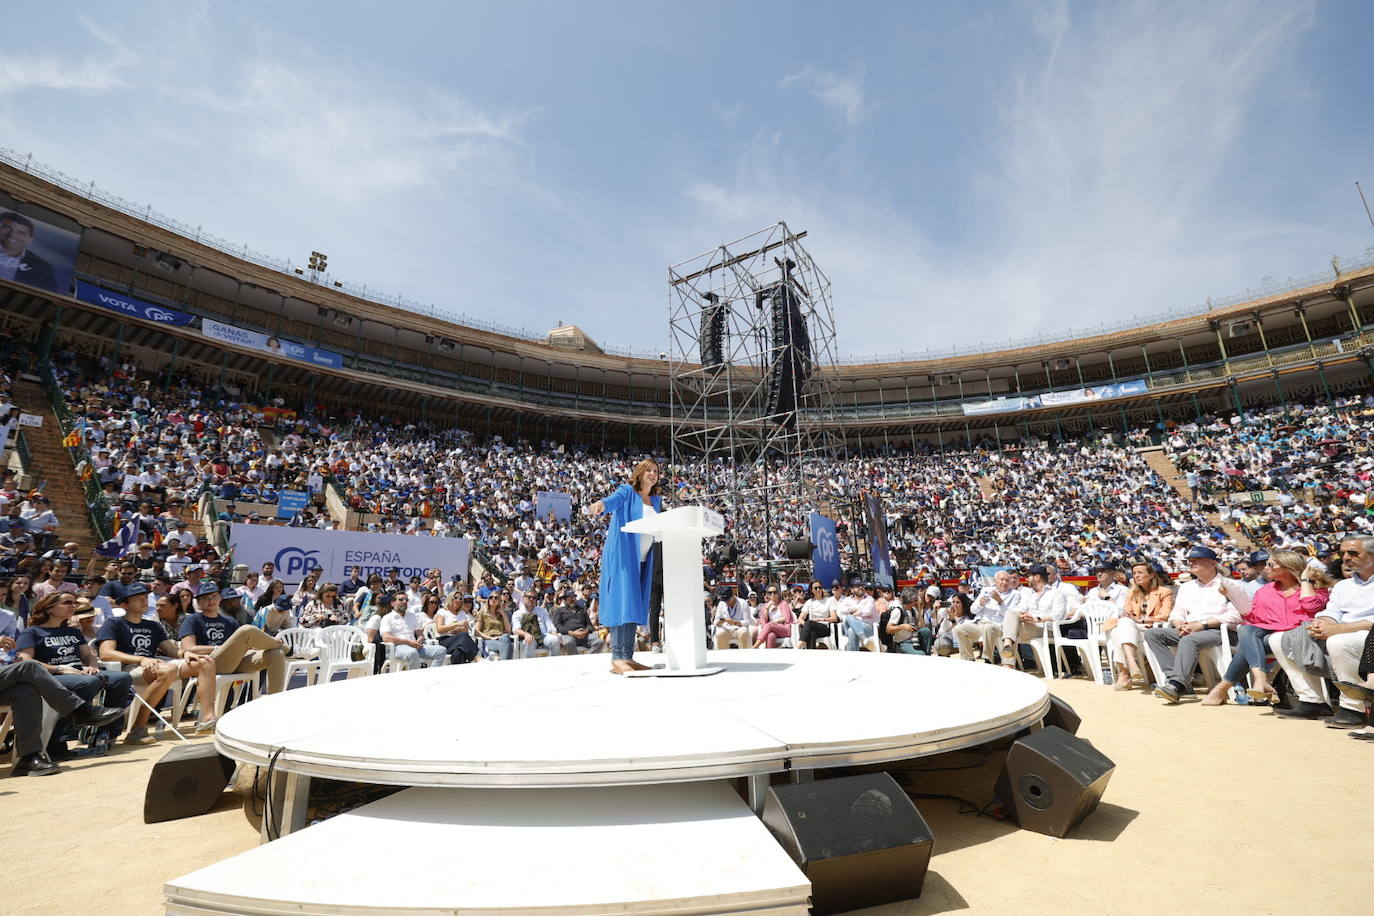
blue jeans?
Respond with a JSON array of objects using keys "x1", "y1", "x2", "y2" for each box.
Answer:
[
  {"x1": 52, "y1": 670, "x2": 133, "y2": 741},
  {"x1": 610, "y1": 623, "x2": 638, "y2": 660},
  {"x1": 843, "y1": 618, "x2": 873, "y2": 651},
  {"x1": 891, "y1": 640, "x2": 925, "y2": 655},
  {"x1": 1224, "y1": 624, "x2": 1278, "y2": 683},
  {"x1": 392, "y1": 644, "x2": 447, "y2": 670},
  {"x1": 481, "y1": 635, "x2": 513, "y2": 660}
]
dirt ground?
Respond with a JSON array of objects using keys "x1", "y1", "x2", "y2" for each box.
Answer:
[{"x1": 2, "y1": 676, "x2": 1370, "y2": 915}]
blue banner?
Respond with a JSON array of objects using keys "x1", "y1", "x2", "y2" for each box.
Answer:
[
  {"x1": 808, "y1": 512, "x2": 842, "y2": 589},
  {"x1": 75, "y1": 280, "x2": 194, "y2": 326},
  {"x1": 202, "y1": 318, "x2": 344, "y2": 370},
  {"x1": 277, "y1": 489, "x2": 311, "y2": 519},
  {"x1": 863, "y1": 492, "x2": 894, "y2": 591}
]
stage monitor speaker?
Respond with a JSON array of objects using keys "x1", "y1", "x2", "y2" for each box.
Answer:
[
  {"x1": 995, "y1": 725, "x2": 1114, "y2": 838},
  {"x1": 1044, "y1": 694, "x2": 1081, "y2": 735},
  {"x1": 144, "y1": 743, "x2": 237, "y2": 824},
  {"x1": 761, "y1": 772, "x2": 933, "y2": 915},
  {"x1": 785, "y1": 538, "x2": 814, "y2": 560}
]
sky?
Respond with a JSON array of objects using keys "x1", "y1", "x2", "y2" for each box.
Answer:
[{"x1": 3, "y1": 0, "x2": 1373, "y2": 360}]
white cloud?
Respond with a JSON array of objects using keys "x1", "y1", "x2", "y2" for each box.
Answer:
[
  {"x1": 695, "y1": 1, "x2": 1323, "y2": 358},
  {"x1": 0, "y1": 15, "x2": 138, "y2": 95},
  {"x1": 780, "y1": 65, "x2": 868, "y2": 125}
]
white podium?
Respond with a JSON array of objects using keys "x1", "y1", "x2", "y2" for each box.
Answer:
[{"x1": 622, "y1": 505, "x2": 725, "y2": 676}]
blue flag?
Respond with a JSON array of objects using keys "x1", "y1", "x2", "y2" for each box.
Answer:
[{"x1": 95, "y1": 520, "x2": 138, "y2": 558}]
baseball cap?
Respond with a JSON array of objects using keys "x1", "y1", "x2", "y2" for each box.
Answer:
[
  {"x1": 1247, "y1": 550, "x2": 1270, "y2": 565},
  {"x1": 195, "y1": 582, "x2": 221, "y2": 599},
  {"x1": 273, "y1": 595, "x2": 293, "y2": 610},
  {"x1": 1027, "y1": 564, "x2": 1051, "y2": 577},
  {"x1": 220, "y1": 586, "x2": 242, "y2": 600},
  {"x1": 1185, "y1": 546, "x2": 1219, "y2": 561}
]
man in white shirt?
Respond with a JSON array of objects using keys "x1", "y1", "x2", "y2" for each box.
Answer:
[
  {"x1": 712, "y1": 584, "x2": 752, "y2": 649},
  {"x1": 1148, "y1": 545, "x2": 1251, "y2": 703},
  {"x1": 370, "y1": 594, "x2": 445, "y2": 670},
  {"x1": 955, "y1": 570, "x2": 1028, "y2": 663},
  {"x1": 511, "y1": 592, "x2": 561, "y2": 657},
  {"x1": 1270, "y1": 536, "x2": 1374, "y2": 726},
  {"x1": 1006, "y1": 565, "x2": 1067, "y2": 669}
]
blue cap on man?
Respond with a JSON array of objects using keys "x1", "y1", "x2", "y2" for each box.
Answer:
[{"x1": 1185, "y1": 545, "x2": 1219, "y2": 561}]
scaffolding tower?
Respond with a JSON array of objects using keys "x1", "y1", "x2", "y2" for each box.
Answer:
[{"x1": 668, "y1": 222, "x2": 847, "y2": 567}]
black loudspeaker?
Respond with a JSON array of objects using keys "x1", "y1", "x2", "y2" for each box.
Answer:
[
  {"x1": 994, "y1": 725, "x2": 1114, "y2": 838},
  {"x1": 761, "y1": 773, "x2": 934, "y2": 915},
  {"x1": 757, "y1": 276, "x2": 812, "y2": 429},
  {"x1": 698, "y1": 292, "x2": 727, "y2": 371},
  {"x1": 144, "y1": 743, "x2": 237, "y2": 824},
  {"x1": 1044, "y1": 694, "x2": 1081, "y2": 735},
  {"x1": 785, "y1": 538, "x2": 815, "y2": 560}
]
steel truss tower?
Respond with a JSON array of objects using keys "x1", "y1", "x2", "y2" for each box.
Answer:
[{"x1": 668, "y1": 222, "x2": 846, "y2": 567}]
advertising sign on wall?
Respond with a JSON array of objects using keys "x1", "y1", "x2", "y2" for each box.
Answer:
[
  {"x1": 75, "y1": 280, "x2": 195, "y2": 326},
  {"x1": 0, "y1": 205, "x2": 79, "y2": 295},
  {"x1": 229, "y1": 523, "x2": 471, "y2": 585},
  {"x1": 202, "y1": 318, "x2": 344, "y2": 369}
]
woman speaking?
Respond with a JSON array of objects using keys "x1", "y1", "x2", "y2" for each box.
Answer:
[{"x1": 583, "y1": 458, "x2": 663, "y2": 675}]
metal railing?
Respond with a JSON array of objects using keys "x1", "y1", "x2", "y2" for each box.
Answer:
[
  {"x1": 44, "y1": 369, "x2": 115, "y2": 541},
  {"x1": 1, "y1": 147, "x2": 657, "y2": 359},
  {"x1": 13, "y1": 429, "x2": 31, "y2": 474}
]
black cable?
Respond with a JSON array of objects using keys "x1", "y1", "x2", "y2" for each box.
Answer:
[{"x1": 263, "y1": 746, "x2": 285, "y2": 841}]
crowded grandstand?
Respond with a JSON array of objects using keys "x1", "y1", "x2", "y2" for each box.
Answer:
[{"x1": 3, "y1": 152, "x2": 1374, "y2": 778}]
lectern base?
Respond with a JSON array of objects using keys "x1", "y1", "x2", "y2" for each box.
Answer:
[{"x1": 624, "y1": 665, "x2": 725, "y2": 678}]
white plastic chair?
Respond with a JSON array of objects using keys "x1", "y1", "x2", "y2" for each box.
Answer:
[
  {"x1": 213, "y1": 672, "x2": 259, "y2": 719},
  {"x1": 1053, "y1": 607, "x2": 1113, "y2": 685},
  {"x1": 1198, "y1": 628, "x2": 1236, "y2": 688},
  {"x1": 278, "y1": 627, "x2": 323, "y2": 688},
  {"x1": 318, "y1": 626, "x2": 374, "y2": 681},
  {"x1": 421, "y1": 623, "x2": 451, "y2": 666}
]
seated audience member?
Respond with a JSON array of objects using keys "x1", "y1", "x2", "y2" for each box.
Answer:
[
  {"x1": 1201, "y1": 550, "x2": 1330, "y2": 706},
  {"x1": 1006, "y1": 565, "x2": 1065, "y2": 669},
  {"x1": 553, "y1": 590, "x2": 603, "y2": 654},
  {"x1": 16, "y1": 592, "x2": 134, "y2": 754},
  {"x1": 1148, "y1": 546, "x2": 1250, "y2": 703},
  {"x1": 96, "y1": 583, "x2": 218, "y2": 740},
  {"x1": 219, "y1": 585, "x2": 253, "y2": 625},
  {"x1": 435, "y1": 594, "x2": 479, "y2": 664},
  {"x1": 884, "y1": 587, "x2": 930, "y2": 655},
  {"x1": 179, "y1": 583, "x2": 288, "y2": 713},
  {"x1": 474, "y1": 592, "x2": 514, "y2": 660},
  {"x1": 371, "y1": 593, "x2": 446, "y2": 669},
  {"x1": 840, "y1": 581, "x2": 878, "y2": 651},
  {"x1": 712, "y1": 584, "x2": 752, "y2": 649},
  {"x1": 797, "y1": 581, "x2": 838, "y2": 649},
  {"x1": 253, "y1": 595, "x2": 297, "y2": 636},
  {"x1": 956, "y1": 570, "x2": 1027, "y2": 663},
  {"x1": 31, "y1": 560, "x2": 77, "y2": 601},
  {"x1": 0, "y1": 659, "x2": 124, "y2": 776},
  {"x1": 1271, "y1": 536, "x2": 1374, "y2": 726},
  {"x1": 511, "y1": 592, "x2": 561, "y2": 658},
  {"x1": 1105, "y1": 561, "x2": 1171, "y2": 689},
  {"x1": 934, "y1": 592, "x2": 975, "y2": 656},
  {"x1": 299, "y1": 583, "x2": 348, "y2": 628},
  {"x1": 752, "y1": 584, "x2": 795, "y2": 649}
]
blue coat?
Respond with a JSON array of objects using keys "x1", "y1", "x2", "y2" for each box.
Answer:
[{"x1": 597, "y1": 483, "x2": 661, "y2": 627}]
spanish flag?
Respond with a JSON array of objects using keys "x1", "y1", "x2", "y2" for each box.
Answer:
[{"x1": 62, "y1": 429, "x2": 82, "y2": 447}]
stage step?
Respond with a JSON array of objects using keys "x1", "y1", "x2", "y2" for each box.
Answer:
[{"x1": 164, "y1": 782, "x2": 811, "y2": 916}]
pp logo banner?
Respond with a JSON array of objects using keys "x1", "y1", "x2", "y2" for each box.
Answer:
[
  {"x1": 274, "y1": 546, "x2": 324, "y2": 579},
  {"x1": 809, "y1": 511, "x2": 842, "y2": 589}
]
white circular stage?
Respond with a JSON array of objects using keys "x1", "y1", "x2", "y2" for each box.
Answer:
[{"x1": 216, "y1": 650, "x2": 1050, "y2": 787}]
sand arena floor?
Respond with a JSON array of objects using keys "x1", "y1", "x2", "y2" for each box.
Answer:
[{"x1": 3, "y1": 674, "x2": 1370, "y2": 915}]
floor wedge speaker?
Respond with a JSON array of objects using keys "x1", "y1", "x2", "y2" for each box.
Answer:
[
  {"x1": 144, "y1": 743, "x2": 236, "y2": 824},
  {"x1": 1044, "y1": 694, "x2": 1081, "y2": 734},
  {"x1": 995, "y1": 725, "x2": 1114, "y2": 837},
  {"x1": 761, "y1": 772, "x2": 934, "y2": 915}
]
